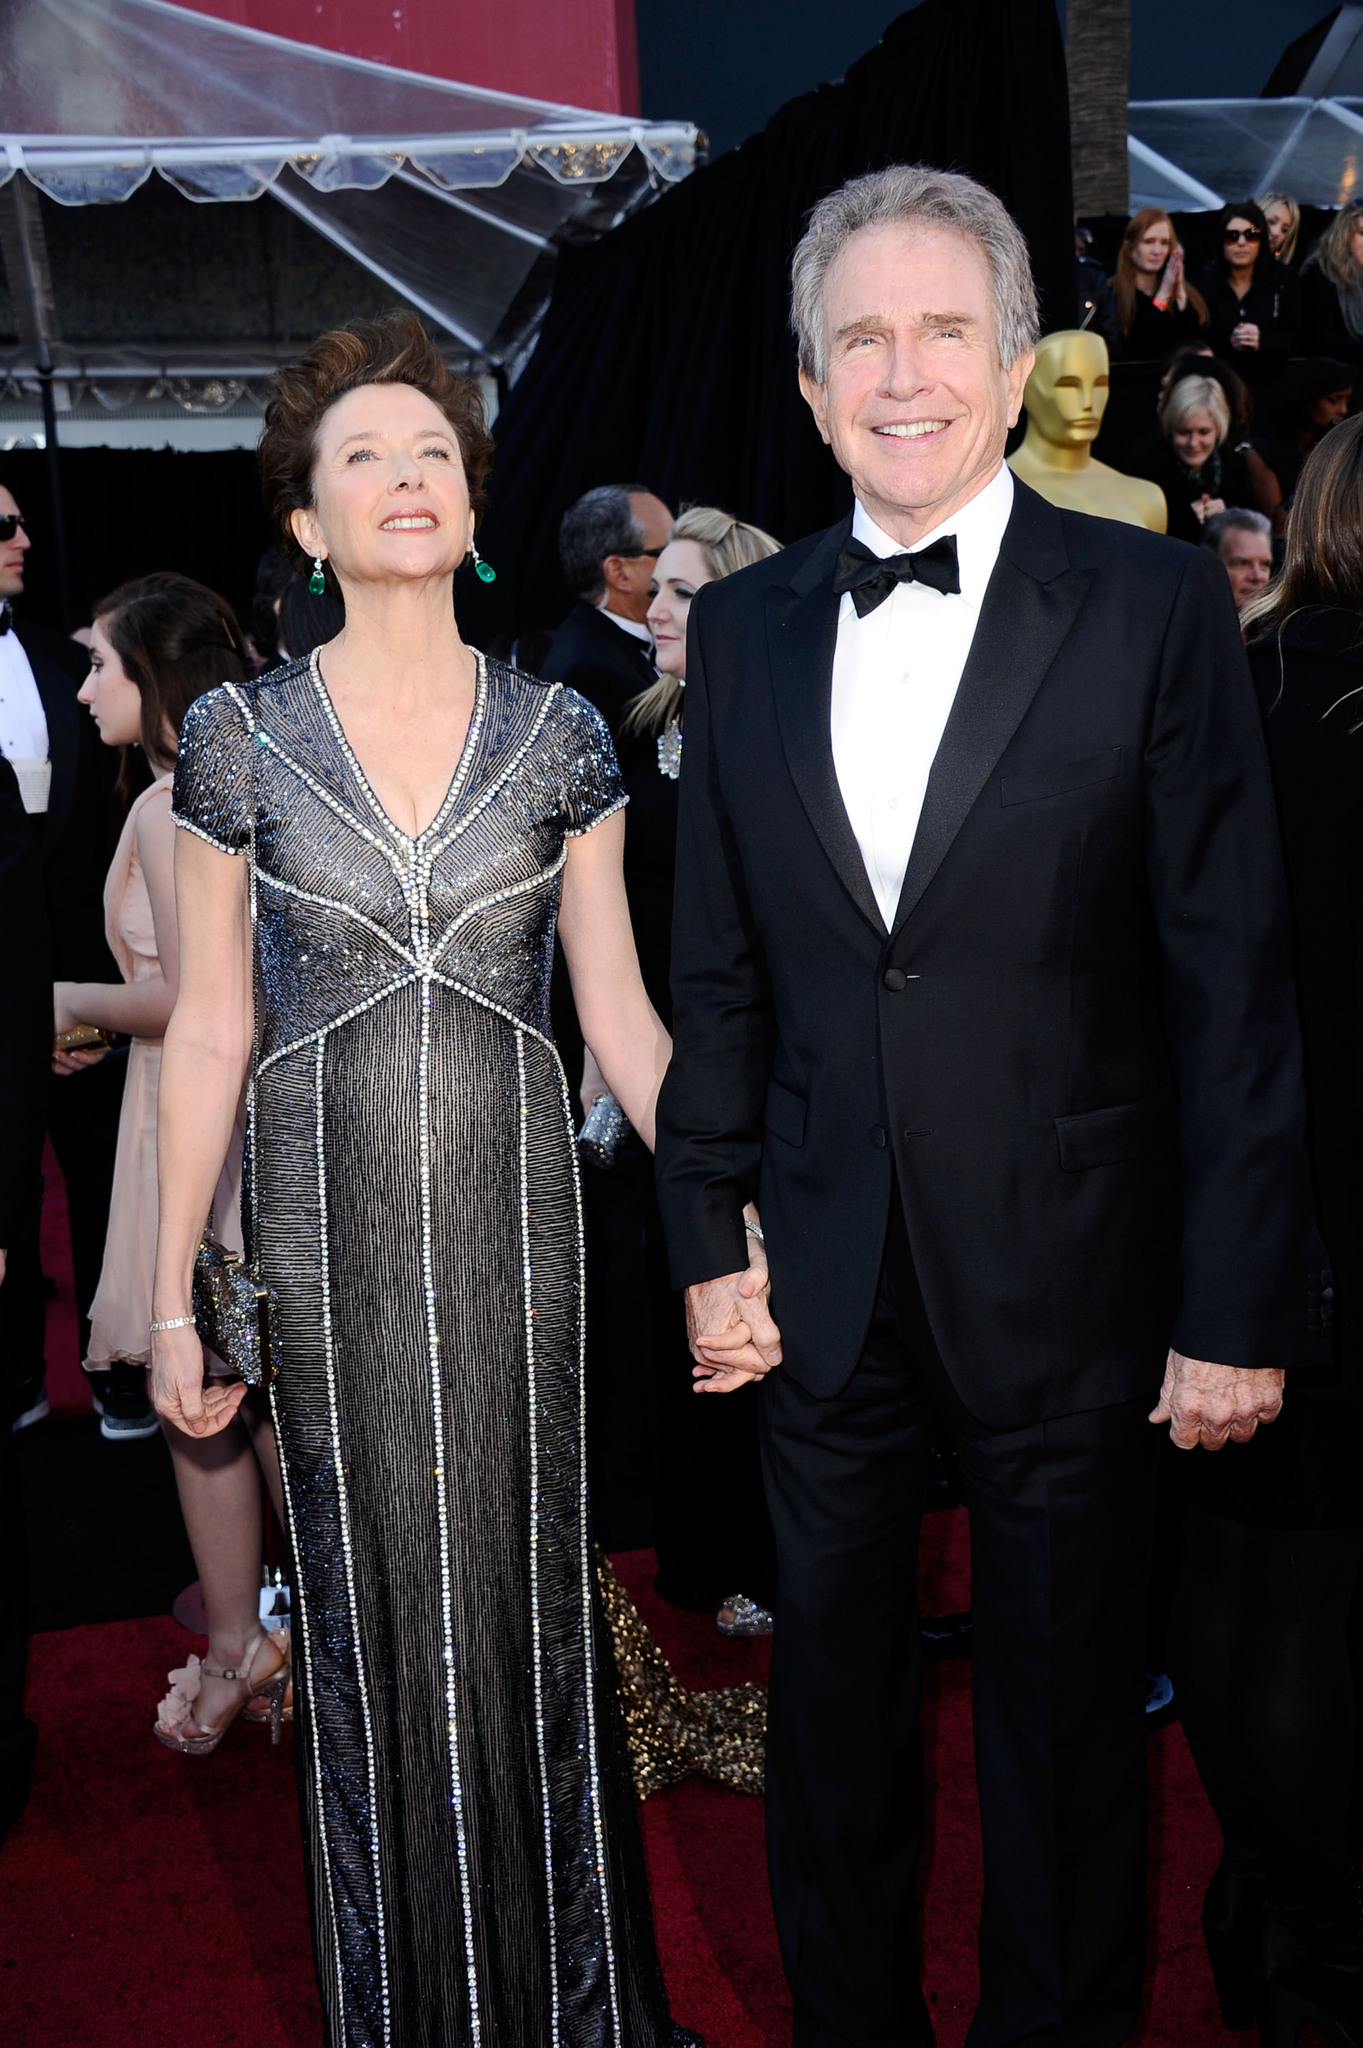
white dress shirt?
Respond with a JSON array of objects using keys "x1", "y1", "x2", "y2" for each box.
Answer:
[
  {"x1": 0, "y1": 623, "x2": 51, "y2": 814},
  {"x1": 594, "y1": 594, "x2": 654, "y2": 652},
  {"x1": 830, "y1": 463, "x2": 1014, "y2": 927}
]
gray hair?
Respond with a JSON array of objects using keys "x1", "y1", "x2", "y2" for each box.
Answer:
[
  {"x1": 790, "y1": 164, "x2": 1040, "y2": 383},
  {"x1": 1203, "y1": 507, "x2": 1272, "y2": 553},
  {"x1": 558, "y1": 483, "x2": 653, "y2": 602}
]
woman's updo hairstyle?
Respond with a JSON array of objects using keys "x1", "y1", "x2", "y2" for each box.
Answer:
[
  {"x1": 92, "y1": 571, "x2": 248, "y2": 773},
  {"x1": 258, "y1": 309, "x2": 495, "y2": 571}
]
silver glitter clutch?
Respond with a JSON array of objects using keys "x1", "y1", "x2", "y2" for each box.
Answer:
[
  {"x1": 578, "y1": 1090, "x2": 629, "y2": 1171},
  {"x1": 193, "y1": 1235, "x2": 280, "y2": 1386}
]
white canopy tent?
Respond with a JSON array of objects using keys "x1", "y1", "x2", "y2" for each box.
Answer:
[
  {"x1": 0, "y1": 0, "x2": 696, "y2": 447},
  {"x1": 1127, "y1": 97, "x2": 1363, "y2": 213}
]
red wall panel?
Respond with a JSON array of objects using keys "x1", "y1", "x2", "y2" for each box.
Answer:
[{"x1": 181, "y1": 0, "x2": 640, "y2": 115}]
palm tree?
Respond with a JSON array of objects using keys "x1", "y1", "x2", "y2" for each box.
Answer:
[{"x1": 1067, "y1": 0, "x2": 1131, "y2": 216}]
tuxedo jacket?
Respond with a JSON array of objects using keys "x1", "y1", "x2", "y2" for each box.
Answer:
[
  {"x1": 538, "y1": 600, "x2": 657, "y2": 736},
  {"x1": 14, "y1": 618, "x2": 116, "y2": 983},
  {"x1": 654, "y1": 480, "x2": 1322, "y2": 1426}
]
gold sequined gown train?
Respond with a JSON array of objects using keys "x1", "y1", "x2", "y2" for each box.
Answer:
[{"x1": 172, "y1": 651, "x2": 679, "y2": 2048}]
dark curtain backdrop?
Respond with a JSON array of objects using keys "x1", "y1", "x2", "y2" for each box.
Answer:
[
  {"x1": 470, "y1": 0, "x2": 1075, "y2": 638},
  {"x1": 1, "y1": 449, "x2": 272, "y2": 635}
]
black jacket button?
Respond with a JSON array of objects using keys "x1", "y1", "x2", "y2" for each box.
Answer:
[
  {"x1": 882, "y1": 968, "x2": 908, "y2": 991},
  {"x1": 869, "y1": 1125, "x2": 888, "y2": 1149}
]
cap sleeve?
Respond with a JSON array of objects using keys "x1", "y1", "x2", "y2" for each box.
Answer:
[
  {"x1": 555, "y1": 686, "x2": 627, "y2": 838},
  {"x1": 171, "y1": 685, "x2": 252, "y2": 855}
]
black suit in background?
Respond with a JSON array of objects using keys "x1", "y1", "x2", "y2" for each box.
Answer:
[
  {"x1": 538, "y1": 598, "x2": 658, "y2": 736},
  {"x1": 0, "y1": 756, "x2": 46, "y2": 1835},
  {"x1": 1169, "y1": 609, "x2": 1363, "y2": 2010},
  {"x1": 0, "y1": 620, "x2": 124, "y2": 1395},
  {"x1": 655, "y1": 480, "x2": 1321, "y2": 2047}
]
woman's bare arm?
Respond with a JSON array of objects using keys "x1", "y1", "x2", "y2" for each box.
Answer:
[
  {"x1": 556, "y1": 811, "x2": 671, "y2": 1150},
  {"x1": 54, "y1": 789, "x2": 181, "y2": 1042},
  {"x1": 149, "y1": 829, "x2": 253, "y2": 1437}
]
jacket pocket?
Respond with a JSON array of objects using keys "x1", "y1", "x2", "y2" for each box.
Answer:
[
  {"x1": 1055, "y1": 1088, "x2": 1177, "y2": 1171},
  {"x1": 764, "y1": 1079, "x2": 808, "y2": 1148},
  {"x1": 1001, "y1": 748, "x2": 1122, "y2": 807}
]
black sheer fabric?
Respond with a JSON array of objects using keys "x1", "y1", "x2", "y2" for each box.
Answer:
[{"x1": 470, "y1": 0, "x2": 1075, "y2": 638}]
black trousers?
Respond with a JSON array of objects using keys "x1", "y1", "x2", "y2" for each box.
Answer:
[
  {"x1": 760, "y1": 1195, "x2": 1157, "y2": 2048},
  {"x1": 0, "y1": 1052, "x2": 124, "y2": 1392}
]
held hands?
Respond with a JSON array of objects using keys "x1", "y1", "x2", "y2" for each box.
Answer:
[
  {"x1": 1231, "y1": 321, "x2": 1261, "y2": 351},
  {"x1": 149, "y1": 1322, "x2": 247, "y2": 1438},
  {"x1": 684, "y1": 1206, "x2": 783, "y2": 1393},
  {"x1": 1149, "y1": 1349, "x2": 1285, "y2": 1450}
]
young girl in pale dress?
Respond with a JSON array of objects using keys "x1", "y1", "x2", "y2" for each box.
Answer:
[{"x1": 55, "y1": 575, "x2": 291, "y2": 1748}]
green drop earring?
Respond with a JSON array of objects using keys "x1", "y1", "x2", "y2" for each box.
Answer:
[
  {"x1": 470, "y1": 539, "x2": 496, "y2": 585},
  {"x1": 309, "y1": 554, "x2": 326, "y2": 596}
]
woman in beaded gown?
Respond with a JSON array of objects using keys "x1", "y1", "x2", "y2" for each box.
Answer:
[{"x1": 150, "y1": 315, "x2": 710, "y2": 2048}]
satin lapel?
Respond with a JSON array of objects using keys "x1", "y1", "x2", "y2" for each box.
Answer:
[
  {"x1": 891, "y1": 502, "x2": 1091, "y2": 938},
  {"x1": 767, "y1": 519, "x2": 884, "y2": 935}
]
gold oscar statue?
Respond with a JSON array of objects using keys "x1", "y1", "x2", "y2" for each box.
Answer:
[{"x1": 1009, "y1": 329, "x2": 1167, "y2": 531}]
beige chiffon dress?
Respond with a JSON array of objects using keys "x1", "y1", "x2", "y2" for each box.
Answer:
[{"x1": 84, "y1": 773, "x2": 242, "y2": 1370}]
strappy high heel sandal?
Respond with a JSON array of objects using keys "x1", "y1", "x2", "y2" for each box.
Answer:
[
  {"x1": 154, "y1": 1626, "x2": 292, "y2": 1754},
  {"x1": 243, "y1": 1623, "x2": 294, "y2": 1728}
]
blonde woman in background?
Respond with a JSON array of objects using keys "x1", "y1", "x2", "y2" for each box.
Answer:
[
  {"x1": 1302, "y1": 201, "x2": 1363, "y2": 365},
  {"x1": 1258, "y1": 191, "x2": 1302, "y2": 267},
  {"x1": 582, "y1": 507, "x2": 783, "y2": 1637}
]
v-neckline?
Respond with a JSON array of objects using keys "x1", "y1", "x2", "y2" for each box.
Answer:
[{"x1": 309, "y1": 645, "x2": 486, "y2": 844}]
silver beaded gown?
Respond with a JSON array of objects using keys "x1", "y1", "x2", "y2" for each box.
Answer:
[{"x1": 172, "y1": 650, "x2": 677, "y2": 2048}]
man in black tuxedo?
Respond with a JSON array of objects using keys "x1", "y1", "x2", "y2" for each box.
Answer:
[
  {"x1": 655, "y1": 167, "x2": 1319, "y2": 2047},
  {"x1": 0, "y1": 478, "x2": 122, "y2": 1424},
  {"x1": 539, "y1": 483, "x2": 672, "y2": 733}
]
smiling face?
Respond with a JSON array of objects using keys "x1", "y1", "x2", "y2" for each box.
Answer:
[
  {"x1": 289, "y1": 381, "x2": 475, "y2": 593},
  {"x1": 1132, "y1": 220, "x2": 1172, "y2": 279},
  {"x1": 1023, "y1": 330, "x2": 1110, "y2": 447},
  {"x1": 646, "y1": 538, "x2": 714, "y2": 679},
  {"x1": 799, "y1": 220, "x2": 1031, "y2": 544},
  {"x1": 0, "y1": 483, "x2": 30, "y2": 601},
  {"x1": 79, "y1": 615, "x2": 146, "y2": 751},
  {"x1": 1173, "y1": 409, "x2": 1219, "y2": 468},
  {"x1": 1217, "y1": 526, "x2": 1273, "y2": 609}
]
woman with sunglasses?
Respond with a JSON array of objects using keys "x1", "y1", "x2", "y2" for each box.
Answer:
[{"x1": 1202, "y1": 201, "x2": 1301, "y2": 397}]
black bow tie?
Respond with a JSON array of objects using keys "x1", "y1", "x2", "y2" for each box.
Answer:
[
  {"x1": 0, "y1": 603, "x2": 11, "y2": 637},
  {"x1": 833, "y1": 533, "x2": 961, "y2": 616}
]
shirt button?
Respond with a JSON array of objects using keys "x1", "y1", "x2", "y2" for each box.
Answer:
[
  {"x1": 883, "y1": 968, "x2": 908, "y2": 991},
  {"x1": 869, "y1": 1125, "x2": 888, "y2": 1149},
  {"x1": 886, "y1": 796, "x2": 900, "y2": 810}
]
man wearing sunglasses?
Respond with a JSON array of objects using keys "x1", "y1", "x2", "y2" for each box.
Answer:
[
  {"x1": 539, "y1": 482, "x2": 673, "y2": 736},
  {"x1": 0, "y1": 476, "x2": 122, "y2": 1433}
]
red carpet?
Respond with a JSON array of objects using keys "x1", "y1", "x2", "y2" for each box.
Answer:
[
  {"x1": 7, "y1": 1159, "x2": 1271, "y2": 2045},
  {"x1": 0, "y1": 1520, "x2": 1258, "y2": 2048}
]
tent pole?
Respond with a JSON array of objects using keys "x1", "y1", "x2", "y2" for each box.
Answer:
[{"x1": 37, "y1": 369, "x2": 71, "y2": 631}]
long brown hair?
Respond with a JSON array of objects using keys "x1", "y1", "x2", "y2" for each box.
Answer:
[
  {"x1": 1242, "y1": 412, "x2": 1363, "y2": 638},
  {"x1": 1111, "y1": 208, "x2": 1209, "y2": 336},
  {"x1": 93, "y1": 572, "x2": 248, "y2": 773},
  {"x1": 621, "y1": 506, "x2": 782, "y2": 742}
]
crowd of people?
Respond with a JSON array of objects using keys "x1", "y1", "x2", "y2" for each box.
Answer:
[
  {"x1": 1, "y1": 165, "x2": 1361, "y2": 2048},
  {"x1": 1090, "y1": 196, "x2": 1363, "y2": 608}
]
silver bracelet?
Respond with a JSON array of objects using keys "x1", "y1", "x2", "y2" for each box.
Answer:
[
  {"x1": 744, "y1": 1219, "x2": 766, "y2": 1245},
  {"x1": 149, "y1": 1315, "x2": 196, "y2": 1334}
]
